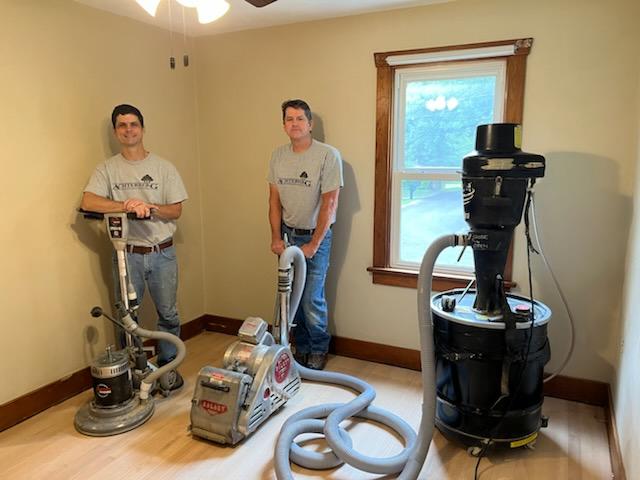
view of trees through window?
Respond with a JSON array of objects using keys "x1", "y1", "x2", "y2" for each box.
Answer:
[
  {"x1": 403, "y1": 76, "x2": 496, "y2": 168},
  {"x1": 396, "y1": 74, "x2": 499, "y2": 269}
]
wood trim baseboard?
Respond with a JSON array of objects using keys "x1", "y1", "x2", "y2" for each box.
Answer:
[
  {"x1": 541, "y1": 374, "x2": 608, "y2": 406},
  {"x1": 0, "y1": 367, "x2": 93, "y2": 433},
  {"x1": 202, "y1": 314, "x2": 244, "y2": 335},
  {"x1": 331, "y1": 336, "x2": 421, "y2": 370},
  {"x1": 203, "y1": 314, "x2": 422, "y2": 370},
  {"x1": 540, "y1": 372, "x2": 627, "y2": 478},
  {"x1": 181, "y1": 315, "x2": 207, "y2": 341},
  {"x1": 606, "y1": 384, "x2": 627, "y2": 480},
  {"x1": 0, "y1": 315, "x2": 207, "y2": 433}
]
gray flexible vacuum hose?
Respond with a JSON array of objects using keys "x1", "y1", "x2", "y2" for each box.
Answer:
[
  {"x1": 120, "y1": 314, "x2": 187, "y2": 400},
  {"x1": 274, "y1": 235, "x2": 460, "y2": 479},
  {"x1": 279, "y1": 245, "x2": 307, "y2": 332}
]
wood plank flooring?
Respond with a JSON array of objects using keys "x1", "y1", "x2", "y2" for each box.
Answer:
[{"x1": 0, "y1": 332, "x2": 612, "y2": 479}]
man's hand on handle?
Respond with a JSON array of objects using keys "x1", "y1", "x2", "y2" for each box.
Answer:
[
  {"x1": 123, "y1": 198, "x2": 157, "y2": 218},
  {"x1": 271, "y1": 238, "x2": 286, "y2": 255}
]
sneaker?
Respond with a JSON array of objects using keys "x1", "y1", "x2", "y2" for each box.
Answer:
[
  {"x1": 293, "y1": 351, "x2": 308, "y2": 366},
  {"x1": 160, "y1": 369, "x2": 184, "y2": 392},
  {"x1": 170, "y1": 370, "x2": 184, "y2": 391},
  {"x1": 306, "y1": 353, "x2": 328, "y2": 370}
]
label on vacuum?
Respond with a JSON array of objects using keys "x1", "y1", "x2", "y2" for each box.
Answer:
[
  {"x1": 510, "y1": 432, "x2": 538, "y2": 448},
  {"x1": 95, "y1": 384, "x2": 112, "y2": 398},
  {"x1": 274, "y1": 352, "x2": 291, "y2": 384},
  {"x1": 200, "y1": 400, "x2": 228, "y2": 415},
  {"x1": 514, "y1": 125, "x2": 522, "y2": 149}
]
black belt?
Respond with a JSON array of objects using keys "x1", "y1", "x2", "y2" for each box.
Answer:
[
  {"x1": 283, "y1": 224, "x2": 314, "y2": 236},
  {"x1": 127, "y1": 239, "x2": 173, "y2": 254}
]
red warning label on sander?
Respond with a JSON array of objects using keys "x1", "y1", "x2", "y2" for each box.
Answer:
[{"x1": 274, "y1": 352, "x2": 291, "y2": 384}]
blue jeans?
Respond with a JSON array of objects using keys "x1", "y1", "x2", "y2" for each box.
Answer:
[
  {"x1": 113, "y1": 245, "x2": 180, "y2": 365},
  {"x1": 282, "y1": 225, "x2": 332, "y2": 354}
]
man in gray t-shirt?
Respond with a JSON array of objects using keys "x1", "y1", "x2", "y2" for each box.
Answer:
[
  {"x1": 268, "y1": 99, "x2": 343, "y2": 370},
  {"x1": 82, "y1": 104, "x2": 187, "y2": 388}
]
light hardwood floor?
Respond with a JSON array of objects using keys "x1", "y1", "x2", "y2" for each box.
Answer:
[{"x1": 0, "y1": 332, "x2": 612, "y2": 479}]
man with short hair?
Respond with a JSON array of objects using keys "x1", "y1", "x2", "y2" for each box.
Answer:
[
  {"x1": 268, "y1": 99, "x2": 343, "y2": 370},
  {"x1": 82, "y1": 104, "x2": 187, "y2": 388}
]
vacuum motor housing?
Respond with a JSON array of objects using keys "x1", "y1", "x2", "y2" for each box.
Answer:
[
  {"x1": 90, "y1": 348, "x2": 133, "y2": 407},
  {"x1": 462, "y1": 123, "x2": 545, "y2": 314}
]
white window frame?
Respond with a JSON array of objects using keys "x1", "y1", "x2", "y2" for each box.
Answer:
[{"x1": 389, "y1": 60, "x2": 507, "y2": 273}]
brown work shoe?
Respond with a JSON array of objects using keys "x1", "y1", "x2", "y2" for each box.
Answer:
[{"x1": 306, "y1": 353, "x2": 328, "y2": 370}]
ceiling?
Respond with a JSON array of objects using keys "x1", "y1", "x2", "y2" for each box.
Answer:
[{"x1": 75, "y1": 0, "x2": 449, "y2": 37}]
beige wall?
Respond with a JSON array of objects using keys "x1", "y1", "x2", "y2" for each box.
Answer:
[
  {"x1": 0, "y1": 0, "x2": 205, "y2": 404},
  {"x1": 196, "y1": 0, "x2": 640, "y2": 383}
]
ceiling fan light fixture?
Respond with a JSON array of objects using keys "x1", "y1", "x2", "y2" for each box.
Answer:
[
  {"x1": 175, "y1": 0, "x2": 200, "y2": 7},
  {"x1": 244, "y1": 0, "x2": 278, "y2": 6},
  {"x1": 196, "y1": 0, "x2": 230, "y2": 24},
  {"x1": 135, "y1": 0, "x2": 161, "y2": 16}
]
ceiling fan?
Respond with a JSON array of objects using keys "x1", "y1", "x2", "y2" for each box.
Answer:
[
  {"x1": 136, "y1": 0, "x2": 278, "y2": 25},
  {"x1": 244, "y1": 0, "x2": 278, "y2": 6}
]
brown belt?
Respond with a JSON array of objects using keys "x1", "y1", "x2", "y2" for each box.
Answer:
[{"x1": 127, "y1": 239, "x2": 173, "y2": 254}]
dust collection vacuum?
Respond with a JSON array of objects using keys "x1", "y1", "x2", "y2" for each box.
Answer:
[
  {"x1": 189, "y1": 123, "x2": 564, "y2": 478},
  {"x1": 74, "y1": 211, "x2": 186, "y2": 436}
]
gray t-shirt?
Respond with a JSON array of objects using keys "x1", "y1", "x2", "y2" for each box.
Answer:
[
  {"x1": 268, "y1": 140, "x2": 343, "y2": 229},
  {"x1": 84, "y1": 153, "x2": 188, "y2": 246}
]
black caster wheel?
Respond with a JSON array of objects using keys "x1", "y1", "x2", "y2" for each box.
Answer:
[{"x1": 540, "y1": 415, "x2": 549, "y2": 428}]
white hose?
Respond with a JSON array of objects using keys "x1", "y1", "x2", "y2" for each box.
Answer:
[
  {"x1": 530, "y1": 195, "x2": 575, "y2": 383},
  {"x1": 274, "y1": 235, "x2": 460, "y2": 479},
  {"x1": 119, "y1": 313, "x2": 187, "y2": 399},
  {"x1": 278, "y1": 246, "x2": 307, "y2": 341}
]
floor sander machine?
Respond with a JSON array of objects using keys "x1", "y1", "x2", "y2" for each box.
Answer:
[
  {"x1": 191, "y1": 123, "x2": 555, "y2": 479},
  {"x1": 74, "y1": 211, "x2": 186, "y2": 436},
  {"x1": 189, "y1": 241, "x2": 307, "y2": 444}
]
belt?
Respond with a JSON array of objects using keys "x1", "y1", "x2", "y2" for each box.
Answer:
[
  {"x1": 283, "y1": 224, "x2": 314, "y2": 236},
  {"x1": 283, "y1": 224, "x2": 333, "y2": 236},
  {"x1": 127, "y1": 239, "x2": 173, "y2": 254}
]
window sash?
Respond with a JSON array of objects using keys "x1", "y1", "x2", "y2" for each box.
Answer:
[
  {"x1": 389, "y1": 61, "x2": 506, "y2": 273},
  {"x1": 390, "y1": 170, "x2": 466, "y2": 270}
]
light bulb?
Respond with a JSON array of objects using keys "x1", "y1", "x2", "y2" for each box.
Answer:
[
  {"x1": 176, "y1": 0, "x2": 200, "y2": 7},
  {"x1": 135, "y1": 0, "x2": 161, "y2": 16},
  {"x1": 196, "y1": 0, "x2": 230, "y2": 24}
]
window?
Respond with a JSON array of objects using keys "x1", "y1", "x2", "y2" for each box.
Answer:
[{"x1": 369, "y1": 39, "x2": 533, "y2": 290}]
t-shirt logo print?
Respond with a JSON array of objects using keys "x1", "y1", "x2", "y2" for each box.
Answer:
[
  {"x1": 277, "y1": 171, "x2": 312, "y2": 187},
  {"x1": 113, "y1": 174, "x2": 159, "y2": 191},
  {"x1": 299, "y1": 171, "x2": 311, "y2": 186}
]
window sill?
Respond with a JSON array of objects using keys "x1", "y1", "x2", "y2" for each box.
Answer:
[{"x1": 367, "y1": 266, "x2": 515, "y2": 292}]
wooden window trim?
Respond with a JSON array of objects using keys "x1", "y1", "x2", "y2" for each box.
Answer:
[{"x1": 369, "y1": 38, "x2": 532, "y2": 290}]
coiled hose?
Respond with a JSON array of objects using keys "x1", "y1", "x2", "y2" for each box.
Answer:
[{"x1": 274, "y1": 235, "x2": 461, "y2": 479}]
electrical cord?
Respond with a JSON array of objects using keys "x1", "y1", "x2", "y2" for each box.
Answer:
[
  {"x1": 530, "y1": 194, "x2": 576, "y2": 383},
  {"x1": 473, "y1": 182, "x2": 539, "y2": 479}
]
